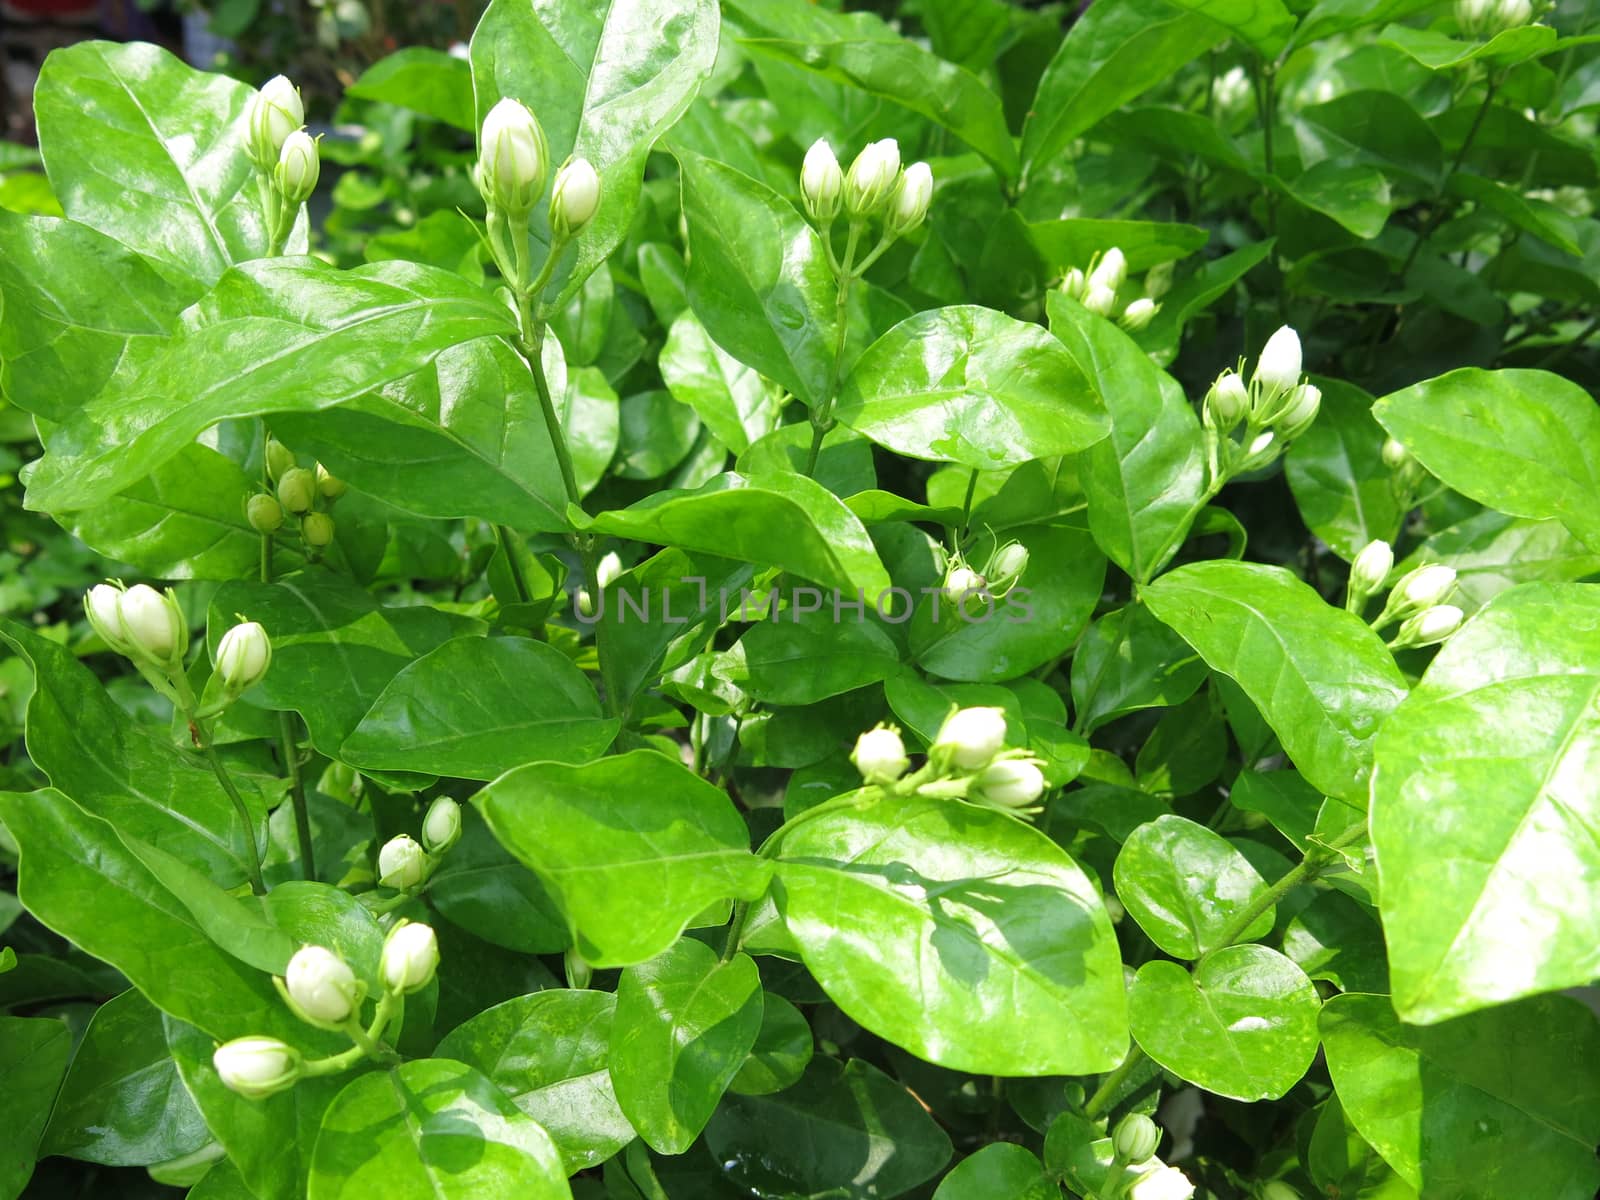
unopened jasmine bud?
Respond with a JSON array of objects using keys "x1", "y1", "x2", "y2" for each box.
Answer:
[
  {"x1": 550, "y1": 156, "x2": 600, "y2": 238},
  {"x1": 1060, "y1": 267, "x2": 1086, "y2": 300},
  {"x1": 1089, "y1": 246, "x2": 1127, "y2": 293},
  {"x1": 942, "y1": 564, "x2": 987, "y2": 604},
  {"x1": 274, "y1": 130, "x2": 319, "y2": 205},
  {"x1": 1491, "y1": 0, "x2": 1533, "y2": 30},
  {"x1": 886, "y1": 161, "x2": 933, "y2": 235},
  {"x1": 844, "y1": 138, "x2": 900, "y2": 219},
  {"x1": 380, "y1": 921, "x2": 439, "y2": 995},
  {"x1": 247, "y1": 494, "x2": 284, "y2": 534},
  {"x1": 213, "y1": 1036, "x2": 302, "y2": 1100},
  {"x1": 283, "y1": 945, "x2": 360, "y2": 1025},
  {"x1": 1120, "y1": 297, "x2": 1159, "y2": 332},
  {"x1": 1381, "y1": 437, "x2": 1410, "y2": 469},
  {"x1": 1127, "y1": 1164, "x2": 1196, "y2": 1200},
  {"x1": 988, "y1": 542, "x2": 1029, "y2": 587},
  {"x1": 851, "y1": 725, "x2": 909, "y2": 785},
  {"x1": 301, "y1": 512, "x2": 335, "y2": 548},
  {"x1": 265, "y1": 437, "x2": 295, "y2": 481},
  {"x1": 576, "y1": 589, "x2": 596, "y2": 618},
  {"x1": 1253, "y1": 325, "x2": 1303, "y2": 397},
  {"x1": 1247, "y1": 431, "x2": 1276, "y2": 458},
  {"x1": 800, "y1": 138, "x2": 843, "y2": 223},
  {"x1": 974, "y1": 756, "x2": 1046, "y2": 811},
  {"x1": 1350, "y1": 540, "x2": 1394, "y2": 597},
  {"x1": 247, "y1": 75, "x2": 303, "y2": 171},
  {"x1": 476, "y1": 97, "x2": 548, "y2": 217},
  {"x1": 1399, "y1": 563, "x2": 1457, "y2": 609},
  {"x1": 277, "y1": 467, "x2": 315, "y2": 514},
  {"x1": 378, "y1": 834, "x2": 427, "y2": 890},
  {"x1": 1144, "y1": 260, "x2": 1174, "y2": 299},
  {"x1": 1260, "y1": 1183, "x2": 1301, "y2": 1200},
  {"x1": 1083, "y1": 282, "x2": 1117, "y2": 318},
  {"x1": 596, "y1": 551, "x2": 623, "y2": 590},
  {"x1": 933, "y1": 706, "x2": 1008, "y2": 770},
  {"x1": 1396, "y1": 603, "x2": 1463, "y2": 648},
  {"x1": 119, "y1": 584, "x2": 186, "y2": 669},
  {"x1": 422, "y1": 796, "x2": 462, "y2": 855},
  {"x1": 85, "y1": 583, "x2": 133, "y2": 654},
  {"x1": 1277, "y1": 382, "x2": 1321, "y2": 439},
  {"x1": 1207, "y1": 371, "x2": 1249, "y2": 429},
  {"x1": 1113, "y1": 1112, "x2": 1161, "y2": 1164},
  {"x1": 216, "y1": 620, "x2": 272, "y2": 693},
  {"x1": 315, "y1": 463, "x2": 346, "y2": 500},
  {"x1": 1458, "y1": 0, "x2": 1494, "y2": 32}
]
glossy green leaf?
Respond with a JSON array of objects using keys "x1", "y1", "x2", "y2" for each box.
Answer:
[
  {"x1": 1372, "y1": 582, "x2": 1600, "y2": 1022},
  {"x1": 932, "y1": 1143, "x2": 1055, "y2": 1200},
  {"x1": 1069, "y1": 604, "x2": 1207, "y2": 734},
  {"x1": 1029, "y1": 219, "x2": 1209, "y2": 274},
  {"x1": 342, "y1": 635, "x2": 616, "y2": 779},
  {"x1": 471, "y1": 0, "x2": 718, "y2": 308},
  {"x1": 308, "y1": 1059, "x2": 571, "y2": 1199},
  {"x1": 348, "y1": 48, "x2": 474, "y2": 129},
  {"x1": 1381, "y1": 21, "x2": 1559, "y2": 71},
  {"x1": 436, "y1": 990, "x2": 633, "y2": 1173},
  {"x1": 477, "y1": 750, "x2": 772, "y2": 967},
  {"x1": 1298, "y1": 90, "x2": 1441, "y2": 186},
  {"x1": 1142, "y1": 561, "x2": 1409, "y2": 805},
  {"x1": 728, "y1": 992, "x2": 812, "y2": 1096},
  {"x1": 1113, "y1": 815, "x2": 1273, "y2": 959},
  {"x1": 1130, "y1": 946, "x2": 1321, "y2": 1102},
  {"x1": 1396, "y1": 510, "x2": 1600, "y2": 616},
  {"x1": 609, "y1": 939, "x2": 763, "y2": 1154},
  {"x1": 1373, "y1": 368, "x2": 1600, "y2": 553},
  {"x1": 774, "y1": 794, "x2": 1128, "y2": 1075},
  {"x1": 1285, "y1": 379, "x2": 1404, "y2": 561},
  {"x1": 34, "y1": 41, "x2": 273, "y2": 284},
  {"x1": 1283, "y1": 891, "x2": 1389, "y2": 994},
  {"x1": 1161, "y1": 0, "x2": 1294, "y2": 54},
  {"x1": 730, "y1": 614, "x2": 900, "y2": 706},
  {"x1": 1322, "y1": 993, "x2": 1600, "y2": 1200},
  {"x1": 679, "y1": 153, "x2": 836, "y2": 411},
  {"x1": 705, "y1": 1057, "x2": 952, "y2": 1200},
  {"x1": 615, "y1": 389, "x2": 701, "y2": 480},
  {"x1": 427, "y1": 807, "x2": 569, "y2": 955},
  {"x1": 24, "y1": 258, "x2": 515, "y2": 514},
  {"x1": 1047, "y1": 291, "x2": 1205, "y2": 582},
  {"x1": 0, "y1": 1014, "x2": 72, "y2": 1200},
  {"x1": 659, "y1": 310, "x2": 781, "y2": 455},
  {"x1": 834, "y1": 305, "x2": 1109, "y2": 472},
  {"x1": 1287, "y1": 160, "x2": 1393, "y2": 238},
  {"x1": 586, "y1": 472, "x2": 892, "y2": 599},
  {"x1": 40, "y1": 989, "x2": 209, "y2": 1166}
]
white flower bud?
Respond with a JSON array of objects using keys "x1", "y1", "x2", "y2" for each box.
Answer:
[
  {"x1": 1350, "y1": 540, "x2": 1394, "y2": 596},
  {"x1": 315, "y1": 463, "x2": 347, "y2": 500},
  {"x1": 596, "y1": 551, "x2": 623, "y2": 590},
  {"x1": 933, "y1": 706, "x2": 1008, "y2": 770},
  {"x1": 118, "y1": 584, "x2": 186, "y2": 668},
  {"x1": 266, "y1": 438, "x2": 296, "y2": 481},
  {"x1": 380, "y1": 921, "x2": 439, "y2": 995},
  {"x1": 844, "y1": 138, "x2": 900, "y2": 219},
  {"x1": 1458, "y1": 0, "x2": 1494, "y2": 32},
  {"x1": 1083, "y1": 282, "x2": 1117, "y2": 318},
  {"x1": 422, "y1": 796, "x2": 462, "y2": 855},
  {"x1": 974, "y1": 757, "x2": 1046, "y2": 810},
  {"x1": 942, "y1": 564, "x2": 987, "y2": 604},
  {"x1": 476, "y1": 98, "x2": 548, "y2": 217},
  {"x1": 988, "y1": 542, "x2": 1029, "y2": 588},
  {"x1": 1127, "y1": 1164, "x2": 1195, "y2": 1200},
  {"x1": 1119, "y1": 297, "x2": 1159, "y2": 331},
  {"x1": 886, "y1": 161, "x2": 933, "y2": 235},
  {"x1": 1144, "y1": 261, "x2": 1174, "y2": 300},
  {"x1": 277, "y1": 467, "x2": 316, "y2": 515},
  {"x1": 550, "y1": 156, "x2": 600, "y2": 238},
  {"x1": 301, "y1": 512, "x2": 335, "y2": 548},
  {"x1": 85, "y1": 583, "x2": 133, "y2": 654},
  {"x1": 1397, "y1": 603, "x2": 1464, "y2": 648},
  {"x1": 283, "y1": 945, "x2": 360, "y2": 1025},
  {"x1": 1492, "y1": 0, "x2": 1533, "y2": 30},
  {"x1": 1089, "y1": 247, "x2": 1127, "y2": 293},
  {"x1": 1277, "y1": 382, "x2": 1321, "y2": 438},
  {"x1": 378, "y1": 834, "x2": 427, "y2": 890},
  {"x1": 247, "y1": 494, "x2": 284, "y2": 534},
  {"x1": 1213, "y1": 65, "x2": 1251, "y2": 112},
  {"x1": 247, "y1": 75, "x2": 303, "y2": 170},
  {"x1": 1248, "y1": 431, "x2": 1276, "y2": 458},
  {"x1": 1260, "y1": 1183, "x2": 1302, "y2": 1200},
  {"x1": 1381, "y1": 437, "x2": 1410, "y2": 469},
  {"x1": 1206, "y1": 372, "x2": 1249, "y2": 429},
  {"x1": 800, "y1": 138, "x2": 843, "y2": 223},
  {"x1": 851, "y1": 725, "x2": 910, "y2": 785},
  {"x1": 216, "y1": 620, "x2": 272, "y2": 693},
  {"x1": 1399, "y1": 563, "x2": 1457, "y2": 609},
  {"x1": 214, "y1": 1036, "x2": 302, "y2": 1100},
  {"x1": 1253, "y1": 324, "x2": 1303, "y2": 398},
  {"x1": 1113, "y1": 1112, "x2": 1161, "y2": 1164},
  {"x1": 1060, "y1": 267, "x2": 1086, "y2": 300},
  {"x1": 274, "y1": 130, "x2": 319, "y2": 205}
]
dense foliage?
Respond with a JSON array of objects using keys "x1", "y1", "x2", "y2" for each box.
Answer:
[{"x1": 2, "y1": 1, "x2": 1599, "y2": 1198}]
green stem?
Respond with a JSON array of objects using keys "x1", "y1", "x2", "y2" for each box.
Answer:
[
  {"x1": 494, "y1": 523, "x2": 534, "y2": 606},
  {"x1": 199, "y1": 734, "x2": 267, "y2": 896},
  {"x1": 1084, "y1": 1048, "x2": 1145, "y2": 1120},
  {"x1": 279, "y1": 711, "x2": 315, "y2": 882},
  {"x1": 720, "y1": 900, "x2": 750, "y2": 964},
  {"x1": 960, "y1": 469, "x2": 980, "y2": 531},
  {"x1": 804, "y1": 223, "x2": 863, "y2": 477}
]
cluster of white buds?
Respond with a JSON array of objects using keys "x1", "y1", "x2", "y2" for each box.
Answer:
[
  {"x1": 244, "y1": 75, "x2": 320, "y2": 250},
  {"x1": 1199, "y1": 326, "x2": 1321, "y2": 486},
  {"x1": 800, "y1": 138, "x2": 933, "y2": 252},
  {"x1": 936, "y1": 540, "x2": 1030, "y2": 614},
  {"x1": 848, "y1": 706, "x2": 1048, "y2": 816},
  {"x1": 375, "y1": 797, "x2": 461, "y2": 892},
  {"x1": 1369, "y1": 561, "x2": 1463, "y2": 649},
  {"x1": 1061, "y1": 247, "x2": 1166, "y2": 332},
  {"x1": 1457, "y1": 0, "x2": 1535, "y2": 39},
  {"x1": 253, "y1": 438, "x2": 343, "y2": 554},
  {"x1": 1381, "y1": 436, "x2": 1427, "y2": 507},
  {"x1": 85, "y1": 582, "x2": 186, "y2": 675},
  {"x1": 1213, "y1": 65, "x2": 1252, "y2": 113}
]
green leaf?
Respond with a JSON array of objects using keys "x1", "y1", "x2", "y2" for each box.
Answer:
[
  {"x1": 1142, "y1": 561, "x2": 1409, "y2": 805},
  {"x1": 705, "y1": 1058, "x2": 952, "y2": 1200},
  {"x1": 34, "y1": 41, "x2": 273, "y2": 284},
  {"x1": 427, "y1": 807, "x2": 570, "y2": 955},
  {"x1": 477, "y1": 750, "x2": 772, "y2": 967},
  {"x1": 0, "y1": 210, "x2": 199, "y2": 422},
  {"x1": 273, "y1": 337, "x2": 569, "y2": 534},
  {"x1": 24, "y1": 258, "x2": 516, "y2": 514},
  {"x1": 932, "y1": 1143, "x2": 1055, "y2": 1200},
  {"x1": 1285, "y1": 380, "x2": 1404, "y2": 561},
  {"x1": 1047, "y1": 292, "x2": 1205, "y2": 582},
  {"x1": 1130, "y1": 946, "x2": 1321, "y2": 1102},
  {"x1": 470, "y1": 0, "x2": 718, "y2": 309},
  {"x1": 436, "y1": 989, "x2": 633, "y2": 1173},
  {"x1": 659, "y1": 310, "x2": 781, "y2": 455},
  {"x1": 834, "y1": 305, "x2": 1109, "y2": 472},
  {"x1": 774, "y1": 794, "x2": 1128, "y2": 1075},
  {"x1": 1381, "y1": 21, "x2": 1559, "y2": 71},
  {"x1": 1229, "y1": 768, "x2": 1324, "y2": 851},
  {"x1": 1322, "y1": 993, "x2": 1600, "y2": 1200},
  {"x1": 40, "y1": 989, "x2": 209, "y2": 1166},
  {"x1": 1373, "y1": 368, "x2": 1600, "y2": 554},
  {"x1": 1396, "y1": 510, "x2": 1600, "y2": 616},
  {"x1": 586, "y1": 472, "x2": 891, "y2": 599},
  {"x1": 1028, "y1": 219, "x2": 1209, "y2": 274},
  {"x1": 1287, "y1": 161, "x2": 1393, "y2": 238},
  {"x1": 308, "y1": 1059, "x2": 571, "y2": 1199},
  {"x1": 615, "y1": 389, "x2": 702, "y2": 480},
  {"x1": 1020, "y1": 0, "x2": 1227, "y2": 184},
  {"x1": 609, "y1": 938, "x2": 763, "y2": 1154},
  {"x1": 1371, "y1": 582, "x2": 1600, "y2": 1022},
  {"x1": 348, "y1": 47, "x2": 474, "y2": 129},
  {"x1": 1070, "y1": 604, "x2": 1207, "y2": 734},
  {"x1": 1298, "y1": 90, "x2": 1442, "y2": 187},
  {"x1": 725, "y1": 0, "x2": 1017, "y2": 180},
  {"x1": 0, "y1": 1014, "x2": 72, "y2": 1199},
  {"x1": 1165, "y1": 0, "x2": 1294, "y2": 54},
  {"x1": 1113, "y1": 815, "x2": 1273, "y2": 958},
  {"x1": 1448, "y1": 172, "x2": 1583, "y2": 256},
  {"x1": 1283, "y1": 891, "x2": 1389, "y2": 994},
  {"x1": 730, "y1": 614, "x2": 901, "y2": 706},
  {"x1": 0, "y1": 619, "x2": 267, "y2": 882},
  {"x1": 342, "y1": 635, "x2": 616, "y2": 780},
  {"x1": 729, "y1": 991, "x2": 813, "y2": 1096},
  {"x1": 207, "y1": 573, "x2": 479, "y2": 758},
  {"x1": 678, "y1": 153, "x2": 836, "y2": 412}
]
